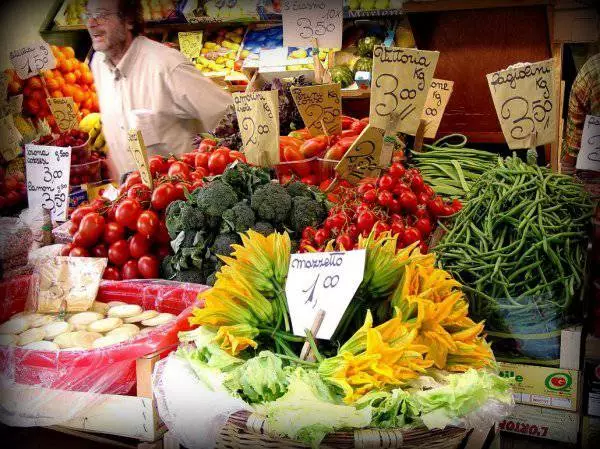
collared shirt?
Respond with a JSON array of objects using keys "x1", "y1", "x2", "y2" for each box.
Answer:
[{"x1": 91, "y1": 36, "x2": 233, "y2": 178}]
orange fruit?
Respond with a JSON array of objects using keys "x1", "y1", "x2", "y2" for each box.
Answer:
[
  {"x1": 63, "y1": 47, "x2": 75, "y2": 59},
  {"x1": 62, "y1": 84, "x2": 74, "y2": 97},
  {"x1": 55, "y1": 75, "x2": 65, "y2": 88},
  {"x1": 80, "y1": 108, "x2": 91, "y2": 117},
  {"x1": 83, "y1": 71, "x2": 94, "y2": 85},
  {"x1": 45, "y1": 78, "x2": 59, "y2": 90},
  {"x1": 73, "y1": 69, "x2": 82, "y2": 82},
  {"x1": 60, "y1": 59, "x2": 73, "y2": 74},
  {"x1": 7, "y1": 80, "x2": 23, "y2": 95},
  {"x1": 72, "y1": 87, "x2": 84, "y2": 103},
  {"x1": 72, "y1": 103, "x2": 79, "y2": 113},
  {"x1": 42, "y1": 69, "x2": 53, "y2": 79},
  {"x1": 50, "y1": 45, "x2": 60, "y2": 56},
  {"x1": 30, "y1": 89, "x2": 45, "y2": 102},
  {"x1": 64, "y1": 72, "x2": 76, "y2": 84},
  {"x1": 27, "y1": 76, "x2": 42, "y2": 90},
  {"x1": 83, "y1": 97, "x2": 93, "y2": 110},
  {"x1": 51, "y1": 89, "x2": 63, "y2": 98}
]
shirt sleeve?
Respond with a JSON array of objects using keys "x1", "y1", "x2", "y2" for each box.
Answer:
[
  {"x1": 165, "y1": 62, "x2": 233, "y2": 131},
  {"x1": 562, "y1": 66, "x2": 592, "y2": 159}
]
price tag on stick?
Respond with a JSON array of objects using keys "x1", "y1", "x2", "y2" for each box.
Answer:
[
  {"x1": 9, "y1": 40, "x2": 56, "y2": 79},
  {"x1": 178, "y1": 31, "x2": 203, "y2": 61},
  {"x1": 421, "y1": 79, "x2": 454, "y2": 139},
  {"x1": 370, "y1": 46, "x2": 439, "y2": 135},
  {"x1": 127, "y1": 129, "x2": 153, "y2": 188},
  {"x1": 286, "y1": 249, "x2": 366, "y2": 340},
  {"x1": 487, "y1": 59, "x2": 556, "y2": 149},
  {"x1": 232, "y1": 90, "x2": 280, "y2": 166},
  {"x1": 335, "y1": 125, "x2": 385, "y2": 185},
  {"x1": 576, "y1": 115, "x2": 600, "y2": 172},
  {"x1": 281, "y1": 0, "x2": 343, "y2": 49},
  {"x1": 47, "y1": 97, "x2": 78, "y2": 133},
  {"x1": 291, "y1": 83, "x2": 342, "y2": 136},
  {"x1": 25, "y1": 144, "x2": 71, "y2": 221}
]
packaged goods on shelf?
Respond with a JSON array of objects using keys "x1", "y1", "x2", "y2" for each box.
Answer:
[{"x1": 500, "y1": 403, "x2": 580, "y2": 444}]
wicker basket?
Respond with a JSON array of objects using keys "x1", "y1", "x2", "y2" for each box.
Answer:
[{"x1": 216, "y1": 410, "x2": 471, "y2": 449}]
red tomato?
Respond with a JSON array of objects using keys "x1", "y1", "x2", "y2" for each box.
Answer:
[
  {"x1": 362, "y1": 189, "x2": 377, "y2": 204},
  {"x1": 108, "y1": 240, "x2": 131, "y2": 266},
  {"x1": 154, "y1": 219, "x2": 171, "y2": 244},
  {"x1": 377, "y1": 190, "x2": 393, "y2": 207},
  {"x1": 415, "y1": 217, "x2": 432, "y2": 237},
  {"x1": 69, "y1": 246, "x2": 89, "y2": 257},
  {"x1": 68, "y1": 222, "x2": 79, "y2": 235},
  {"x1": 90, "y1": 244, "x2": 108, "y2": 257},
  {"x1": 356, "y1": 211, "x2": 375, "y2": 233},
  {"x1": 208, "y1": 151, "x2": 229, "y2": 174},
  {"x1": 137, "y1": 210, "x2": 159, "y2": 237},
  {"x1": 70, "y1": 205, "x2": 95, "y2": 226},
  {"x1": 403, "y1": 227, "x2": 422, "y2": 245},
  {"x1": 300, "y1": 136, "x2": 328, "y2": 158},
  {"x1": 149, "y1": 156, "x2": 168, "y2": 175},
  {"x1": 410, "y1": 174, "x2": 425, "y2": 193},
  {"x1": 229, "y1": 151, "x2": 246, "y2": 163},
  {"x1": 388, "y1": 163, "x2": 406, "y2": 179},
  {"x1": 115, "y1": 199, "x2": 142, "y2": 229},
  {"x1": 377, "y1": 174, "x2": 395, "y2": 191},
  {"x1": 60, "y1": 243, "x2": 74, "y2": 256},
  {"x1": 350, "y1": 120, "x2": 367, "y2": 134},
  {"x1": 174, "y1": 182, "x2": 189, "y2": 200},
  {"x1": 103, "y1": 266, "x2": 121, "y2": 280},
  {"x1": 168, "y1": 161, "x2": 191, "y2": 179},
  {"x1": 427, "y1": 197, "x2": 446, "y2": 218},
  {"x1": 137, "y1": 255, "x2": 159, "y2": 279},
  {"x1": 180, "y1": 153, "x2": 196, "y2": 167},
  {"x1": 194, "y1": 167, "x2": 208, "y2": 179},
  {"x1": 121, "y1": 260, "x2": 140, "y2": 280},
  {"x1": 127, "y1": 183, "x2": 152, "y2": 203},
  {"x1": 399, "y1": 191, "x2": 418, "y2": 213},
  {"x1": 373, "y1": 221, "x2": 390, "y2": 237},
  {"x1": 336, "y1": 234, "x2": 354, "y2": 250},
  {"x1": 125, "y1": 172, "x2": 142, "y2": 189},
  {"x1": 73, "y1": 231, "x2": 95, "y2": 248},
  {"x1": 129, "y1": 233, "x2": 151, "y2": 259},
  {"x1": 154, "y1": 244, "x2": 171, "y2": 259},
  {"x1": 104, "y1": 221, "x2": 125, "y2": 244},
  {"x1": 194, "y1": 152, "x2": 209, "y2": 169},
  {"x1": 151, "y1": 183, "x2": 177, "y2": 210},
  {"x1": 391, "y1": 221, "x2": 404, "y2": 236}
]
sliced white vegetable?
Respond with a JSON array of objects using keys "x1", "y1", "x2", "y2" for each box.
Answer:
[
  {"x1": 106, "y1": 301, "x2": 127, "y2": 308},
  {"x1": 17, "y1": 328, "x2": 46, "y2": 346},
  {"x1": 87, "y1": 317, "x2": 123, "y2": 333},
  {"x1": 92, "y1": 333, "x2": 130, "y2": 349},
  {"x1": 141, "y1": 313, "x2": 176, "y2": 327},
  {"x1": 124, "y1": 310, "x2": 158, "y2": 324},
  {"x1": 28, "y1": 314, "x2": 55, "y2": 328},
  {"x1": 71, "y1": 331, "x2": 103, "y2": 349},
  {"x1": 43, "y1": 321, "x2": 72, "y2": 340},
  {"x1": 108, "y1": 305, "x2": 143, "y2": 319},
  {"x1": 22, "y1": 340, "x2": 59, "y2": 351},
  {"x1": 0, "y1": 316, "x2": 30, "y2": 334},
  {"x1": 91, "y1": 301, "x2": 110, "y2": 315}
]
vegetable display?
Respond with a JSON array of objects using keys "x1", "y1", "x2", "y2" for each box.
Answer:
[{"x1": 436, "y1": 157, "x2": 592, "y2": 363}]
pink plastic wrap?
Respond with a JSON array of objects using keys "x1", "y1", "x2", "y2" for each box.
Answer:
[{"x1": 0, "y1": 276, "x2": 207, "y2": 427}]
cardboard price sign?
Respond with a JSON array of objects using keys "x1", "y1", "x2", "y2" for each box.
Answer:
[
  {"x1": 290, "y1": 83, "x2": 341, "y2": 136},
  {"x1": 487, "y1": 59, "x2": 556, "y2": 149},
  {"x1": 127, "y1": 129, "x2": 153, "y2": 188},
  {"x1": 576, "y1": 115, "x2": 600, "y2": 172},
  {"x1": 0, "y1": 114, "x2": 22, "y2": 162},
  {"x1": 285, "y1": 249, "x2": 366, "y2": 339},
  {"x1": 232, "y1": 90, "x2": 280, "y2": 166},
  {"x1": 178, "y1": 31, "x2": 203, "y2": 60},
  {"x1": 47, "y1": 97, "x2": 78, "y2": 132},
  {"x1": 25, "y1": 144, "x2": 71, "y2": 221},
  {"x1": 281, "y1": 0, "x2": 343, "y2": 49},
  {"x1": 335, "y1": 125, "x2": 385, "y2": 184},
  {"x1": 370, "y1": 46, "x2": 439, "y2": 135},
  {"x1": 9, "y1": 41, "x2": 56, "y2": 80},
  {"x1": 421, "y1": 79, "x2": 454, "y2": 139}
]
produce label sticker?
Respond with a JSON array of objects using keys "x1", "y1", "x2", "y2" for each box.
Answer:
[
  {"x1": 575, "y1": 115, "x2": 600, "y2": 172},
  {"x1": 25, "y1": 144, "x2": 71, "y2": 221},
  {"x1": 178, "y1": 31, "x2": 203, "y2": 61},
  {"x1": 370, "y1": 46, "x2": 439, "y2": 135},
  {"x1": 291, "y1": 83, "x2": 342, "y2": 136},
  {"x1": 0, "y1": 114, "x2": 22, "y2": 162},
  {"x1": 9, "y1": 40, "x2": 56, "y2": 80},
  {"x1": 286, "y1": 249, "x2": 366, "y2": 339},
  {"x1": 487, "y1": 59, "x2": 556, "y2": 149},
  {"x1": 421, "y1": 79, "x2": 454, "y2": 139},
  {"x1": 47, "y1": 97, "x2": 78, "y2": 133},
  {"x1": 335, "y1": 124, "x2": 385, "y2": 184},
  {"x1": 281, "y1": 0, "x2": 343, "y2": 49},
  {"x1": 127, "y1": 129, "x2": 153, "y2": 189},
  {"x1": 232, "y1": 90, "x2": 280, "y2": 166}
]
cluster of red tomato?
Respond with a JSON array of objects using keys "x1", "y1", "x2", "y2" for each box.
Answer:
[
  {"x1": 179, "y1": 138, "x2": 246, "y2": 177},
  {"x1": 0, "y1": 168, "x2": 27, "y2": 212},
  {"x1": 299, "y1": 161, "x2": 462, "y2": 253}
]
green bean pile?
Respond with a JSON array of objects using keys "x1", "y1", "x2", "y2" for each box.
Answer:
[
  {"x1": 435, "y1": 157, "x2": 592, "y2": 341},
  {"x1": 410, "y1": 134, "x2": 500, "y2": 199}
]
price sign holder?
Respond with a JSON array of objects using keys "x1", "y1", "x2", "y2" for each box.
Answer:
[
  {"x1": 178, "y1": 31, "x2": 203, "y2": 61},
  {"x1": 576, "y1": 115, "x2": 600, "y2": 172},
  {"x1": 299, "y1": 309, "x2": 325, "y2": 362},
  {"x1": 285, "y1": 249, "x2": 366, "y2": 342},
  {"x1": 127, "y1": 129, "x2": 153, "y2": 188},
  {"x1": 291, "y1": 83, "x2": 341, "y2": 136},
  {"x1": 421, "y1": 79, "x2": 454, "y2": 139},
  {"x1": 281, "y1": 0, "x2": 343, "y2": 50},
  {"x1": 9, "y1": 41, "x2": 56, "y2": 80},
  {"x1": 311, "y1": 38, "x2": 332, "y2": 84},
  {"x1": 47, "y1": 97, "x2": 78, "y2": 133},
  {"x1": 487, "y1": 59, "x2": 556, "y2": 149},
  {"x1": 335, "y1": 125, "x2": 385, "y2": 185}
]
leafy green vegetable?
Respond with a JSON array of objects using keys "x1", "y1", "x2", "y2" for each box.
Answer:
[
  {"x1": 221, "y1": 201, "x2": 256, "y2": 233},
  {"x1": 195, "y1": 180, "x2": 238, "y2": 217},
  {"x1": 250, "y1": 183, "x2": 292, "y2": 223},
  {"x1": 220, "y1": 162, "x2": 271, "y2": 197},
  {"x1": 356, "y1": 389, "x2": 419, "y2": 428},
  {"x1": 288, "y1": 196, "x2": 327, "y2": 234}
]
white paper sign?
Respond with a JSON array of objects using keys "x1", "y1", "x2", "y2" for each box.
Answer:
[
  {"x1": 576, "y1": 115, "x2": 600, "y2": 172},
  {"x1": 259, "y1": 48, "x2": 288, "y2": 69},
  {"x1": 25, "y1": 144, "x2": 71, "y2": 221},
  {"x1": 285, "y1": 249, "x2": 366, "y2": 339},
  {"x1": 281, "y1": 0, "x2": 343, "y2": 49},
  {"x1": 9, "y1": 41, "x2": 56, "y2": 80}
]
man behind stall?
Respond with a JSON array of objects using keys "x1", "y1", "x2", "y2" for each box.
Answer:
[{"x1": 85, "y1": 0, "x2": 233, "y2": 179}]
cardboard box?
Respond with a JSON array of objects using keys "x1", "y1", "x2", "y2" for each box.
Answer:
[
  {"x1": 553, "y1": 8, "x2": 599, "y2": 43},
  {"x1": 561, "y1": 326, "x2": 583, "y2": 370},
  {"x1": 499, "y1": 404, "x2": 579, "y2": 444},
  {"x1": 498, "y1": 362, "x2": 580, "y2": 411}
]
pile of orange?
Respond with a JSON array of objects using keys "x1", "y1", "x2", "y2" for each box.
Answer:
[{"x1": 6, "y1": 45, "x2": 99, "y2": 131}]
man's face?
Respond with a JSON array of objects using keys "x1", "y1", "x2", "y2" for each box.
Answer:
[{"x1": 85, "y1": 0, "x2": 128, "y2": 53}]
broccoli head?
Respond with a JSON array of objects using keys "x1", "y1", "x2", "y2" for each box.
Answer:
[
  {"x1": 165, "y1": 200, "x2": 186, "y2": 239},
  {"x1": 250, "y1": 183, "x2": 292, "y2": 223},
  {"x1": 222, "y1": 201, "x2": 256, "y2": 233},
  {"x1": 173, "y1": 270, "x2": 205, "y2": 284},
  {"x1": 212, "y1": 232, "x2": 241, "y2": 257},
  {"x1": 161, "y1": 255, "x2": 176, "y2": 280},
  {"x1": 220, "y1": 162, "x2": 271, "y2": 197},
  {"x1": 195, "y1": 180, "x2": 238, "y2": 217},
  {"x1": 285, "y1": 181, "x2": 314, "y2": 199},
  {"x1": 252, "y1": 221, "x2": 275, "y2": 237},
  {"x1": 288, "y1": 196, "x2": 327, "y2": 234},
  {"x1": 205, "y1": 272, "x2": 217, "y2": 286},
  {"x1": 180, "y1": 203, "x2": 205, "y2": 230}
]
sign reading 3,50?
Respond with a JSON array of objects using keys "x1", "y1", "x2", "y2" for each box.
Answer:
[{"x1": 281, "y1": 0, "x2": 343, "y2": 49}]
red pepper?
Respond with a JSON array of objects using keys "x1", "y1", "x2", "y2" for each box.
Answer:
[
  {"x1": 279, "y1": 136, "x2": 303, "y2": 151},
  {"x1": 288, "y1": 128, "x2": 312, "y2": 140},
  {"x1": 341, "y1": 129, "x2": 359, "y2": 138},
  {"x1": 300, "y1": 135, "x2": 329, "y2": 158},
  {"x1": 341, "y1": 115, "x2": 357, "y2": 130},
  {"x1": 350, "y1": 120, "x2": 367, "y2": 134}
]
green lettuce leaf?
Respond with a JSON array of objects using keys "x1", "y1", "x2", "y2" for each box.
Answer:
[{"x1": 356, "y1": 389, "x2": 420, "y2": 428}]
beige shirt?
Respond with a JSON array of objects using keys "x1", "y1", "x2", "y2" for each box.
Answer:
[{"x1": 91, "y1": 36, "x2": 233, "y2": 178}]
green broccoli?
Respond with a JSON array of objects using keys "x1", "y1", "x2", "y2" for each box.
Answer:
[
  {"x1": 212, "y1": 232, "x2": 241, "y2": 257},
  {"x1": 250, "y1": 183, "x2": 292, "y2": 223},
  {"x1": 285, "y1": 181, "x2": 314, "y2": 199},
  {"x1": 221, "y1": 201, "x2": 256, "y2": 232},
  {"x1": 221, "y1": 162, "x2": 271, "y2": 197},
  {"x1": 252, "y1": 221, "x2": 275, "y2": 236},
  {"x1": 165, "y1": 200, "x2": 186, "y2": 238},
  {"x1": 174, "y1": 270, "x2": 205, "y2": 284},
  {"x1": 195, "y1": 180, "x2": 238, "y2": 217},
  {"x1": 288, "y1": 196, "x2": 327, "y2": 234},
  {"x1": 180, "y1": 203, "x2": 205, "y2": 230},
  {"x1": 161, "y1": 255, "x2": 176, "y2": 280}
]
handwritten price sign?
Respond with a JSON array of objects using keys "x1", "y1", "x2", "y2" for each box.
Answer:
[
  {"x1": 335, "y1": 125, "x2": 385, "y2": 184},
  {"x1": 421, "y1": 79, "x2": 454, "y2": 139},
  {"x1": 47, "y1": 97, "x2": 78, "y2": 133},
  {"x1": 178, "y1": 31, "x2": 203, "y2": 61},
  {"x1": 291, "y1": 83, "x2": 341, "y2": 136},
  {"x1": 25, "y1": 144, "x2": 71, "y2": 221},
  {"x1": 232, "y1": 90, "x2": 280, "y2": 166},
  {"x1": 9, "y1": 41, "x2": 56, "y2": 80},
  {"x1": 281, "y1": 0, "x2": 343, "y2": 49},
  {"x1": 285, "y1": 249, "x2": 365, "y2": 339},
  {"x1": 370, "y1": 46, "x2": 439, "y2": 135},
  {"x1": 127, "y1": 129, "x2": 153, "y2": 188},
  {"x1": 487, "y1": 59, "x2": 556, "y2": 149},
  {"x1": 576, "y1": 115, "x2": 600, "y2": 172},
  {"x1": 0, "y1": 115, "x2": 22, "y2": 162}
]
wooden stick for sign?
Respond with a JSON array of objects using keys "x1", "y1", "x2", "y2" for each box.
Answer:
[
  {"x1": 528, "y1": 130, "x2": 538, "y2": 150},
  {"x1": 381, "y1": 112, "x2": 402, "y2": 168},
  {"x1": 320, "y1": 118, "x2": 329, "y2": 136},
  {"x1": 300, "y1": 309, "x2": 325, "y2": 362},
  {"x1": 245, "y1": 70, "x2": 259, "y2": 94},
  {"x1": 413, "y1": 119, "x2": 428, "y2": 153},
  {"x1": 39, "y1": 76, "x2": 51, "y2": 101}
]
